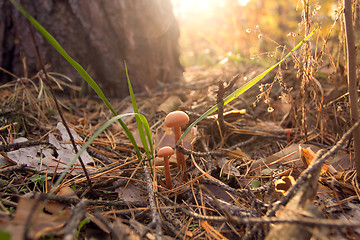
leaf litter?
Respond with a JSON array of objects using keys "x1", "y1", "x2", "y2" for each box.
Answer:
[{"x1": 0, "y1": 64, "x2": 360, "y2": 239}]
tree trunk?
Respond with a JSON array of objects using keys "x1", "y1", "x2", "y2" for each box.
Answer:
[{"x1": 1, "y1": 0, "x2": 183, "y2": 97}]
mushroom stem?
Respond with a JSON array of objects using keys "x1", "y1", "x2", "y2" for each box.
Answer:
[
  {"x1": 163, "y1": 155, "x2": 172, "y2": 189},
  {"x1": 173, "y1": 127, "x2": 187, "y2": 180},
  {"x1": 157, "y1": 146, "x2": 175, "y2": 189},
  {"x1": 173, "y1": 127, "x2": 183, "y2": 171}
]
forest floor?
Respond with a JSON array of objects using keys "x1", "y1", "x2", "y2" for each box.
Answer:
[{"x1": 0, "y1": 62, "x2": 360, "y2": 239}]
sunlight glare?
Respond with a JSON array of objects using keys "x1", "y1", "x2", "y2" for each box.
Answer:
[
  {"x1": 172, "y1": 0, "x2": 250, "y2": 19},
  {"x1": 238, "y1": 0, "x2": 250, "y2": 6}
]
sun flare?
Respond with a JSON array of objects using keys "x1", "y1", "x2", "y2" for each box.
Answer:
[{"x1": 172, "y1": 0, "x2": 250, "y2": 19}]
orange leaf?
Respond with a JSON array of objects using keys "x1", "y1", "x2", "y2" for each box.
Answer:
[
  {"x1": 299, "y1": 146, "x2": 329, "y2": 175},
  {"x1": 274, "y1": 176, "x2": 296, "y2": 195}
]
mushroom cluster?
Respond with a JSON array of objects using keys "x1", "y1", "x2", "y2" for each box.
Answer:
[
  {"x1": 163, "y1": 111, "x2": 189, "y2": 181},
  {"x1": 156, "y1": 111, "x2": 189, "y2": 189}
]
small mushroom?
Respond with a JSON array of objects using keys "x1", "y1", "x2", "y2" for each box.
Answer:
[
  {"x1": 157, "y1": 146, "x2": 175, "y2": 189},
  {"x1": 164, "y1": 111, "x2": 189, "y2": 180}
]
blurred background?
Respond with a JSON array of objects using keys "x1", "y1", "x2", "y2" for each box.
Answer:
[{"x1": 171, "y1": 0, "x2": 343, "y2": 68}]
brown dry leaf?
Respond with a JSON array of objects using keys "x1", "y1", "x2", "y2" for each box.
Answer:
[
  {"x1": 201, "y1": 183, "x2": 234, "y2": 202},
  {"x1": 0, "y1": 137, "x2": 57, "y2": 171},
  {"x1": 84, "y1": 215, "x2": 143, "y2": 239},
  {"x1": 256, "y1": 121, "x2": 285, "y2": 132},
  {"x1": 154, "y1": 127, "x2": 176, "y2": 149},
  {"x1": 86, "y1": 213, "x2": 111, "y2": 235},
  {"x1": 45, "y1": 186, "x2": 78, "y2": 214},
  {"x1": 0, "y1": 122, "x2": 96, "y2": 174},
  {"x1": 225, "y1": 148, "x2": 251, "y2": 159},
  {"x1": 112, "y1": 219, "x2": 141, "y2": 240},
  {"x1": 115, "y1": 181, "x2": 147, "y2": 204},
  {"x1": 252, "y1": 143, "x2": 321, "y2": 169},
  {"x1": 156, "y1": 95, "x2": 182, "y2": 113},
  {"x1": 5, "y1": 196, "x2": 71, "y2": 239}
]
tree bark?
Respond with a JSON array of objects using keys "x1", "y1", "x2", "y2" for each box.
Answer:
[{"x1": 1, "y1": 0, "x2": 183, "y2": 97}]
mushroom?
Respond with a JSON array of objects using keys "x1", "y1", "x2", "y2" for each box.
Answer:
[
  {"x1": 164, "y1": 111, "x2": 189, "y2": 180},
  {"x1": 157, "y1": 146, "x2": 175, "y2": 189}
]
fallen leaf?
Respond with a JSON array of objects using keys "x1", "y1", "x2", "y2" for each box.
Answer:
[
  {"x1": 251, "y1": 180, "x2": 261, "y2": 189},
  {"x1": 252, "y1": 143, "x2": 321, "y2": 169},
  {"x1": 299, "y1": 146, "x2": 330, "y2": 175},
  {"x1": 45, "y1": 186, "x2": 78, "y2": 214},
  {"x1": 275, "y1": 176, "x2": 296, "y2": 195},
  {"x1": 225, "y1": 148, "x2": 250, "y2": 159},
  {"x1": 115, "y1": 182, "x2": 147, "y2": 204},
  {"x1": 0, "y1": 122, "x2": 96, "y2": 174},
  {"x1": 156, "y1": 95, "x2": 182, "y2": 113},
  {"x1": 201, "y1": 183, "x2": 234, "y2": 202},
  {"x1": 261, "y1": 168, "x2": 276, "y2": 175},
  {"x1": 4, "y1": 196, "x2": 71, "y2": 239},
  {"x1": 48, "y1": 122, "x2": 95, "y2": 174}
]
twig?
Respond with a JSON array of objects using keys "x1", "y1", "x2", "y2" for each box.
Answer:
[
  {"x1": 160, "y1": 210, "x2": 186, "y2": 239},
  {"x1": 0, "y1": 141, "x2": 50, "y2": 152},
  {"x1": 216, "y1": 80, "x2": 225, "y2": 134},
  {"x1": 201, "y1": 185, "x2": 249, "y2": 221},
  {"x1": 344, "y1": 0, "x2": 360, "y2": 182},
  {"x1": 63, "y1": 200, "x2": 88, "y2": 240},
  {"x1": 215, "y1": 74, "x2": 240, "y2": 134},
  {"x1": 92, "y1": 212, "x2": 121, "y2": 240},
  {"x1": 87, "y1": 147, "x2": 112, "y2": 164},
  {"x1": 143, "y1": 164, "x2": 163, "y2": 240},
  {"x1": 0, "y1": 164, "x2": 59, "y2": 177},
  {"x1": 2, "y1": 192, "x2": 146, "y2": 208}
]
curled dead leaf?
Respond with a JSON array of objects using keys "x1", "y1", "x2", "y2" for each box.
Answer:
[
  {"x1": 275, "y1": 176, "x2": 296, "y2": 195},
  {"x1": 299, "y1": 146, "x2": 331, "y2": 175}
]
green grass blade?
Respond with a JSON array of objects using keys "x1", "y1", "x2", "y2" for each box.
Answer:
[
  {"x1": 124, "y1": 62, "x2": 154, "y2": 160},
  {"x1": 137, "y1": 114, "x2": 154, "y2": 157},
  {"x1": 52, "y1": 113, "x2": 147, "y2": 192},
  {"x1": 177, "y1": 26, "x2": 319, "y2": 146},
  {"x1": 10, "y1": 0, "x2": 142, "y2": 159}
]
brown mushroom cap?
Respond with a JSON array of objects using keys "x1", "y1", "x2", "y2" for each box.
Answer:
[
  {"x1": 157, "y1": 146, "x2": 175, "y2": 157},
  {"x1": 164, "y1": 111, "x2": 189, "y2": 128}
]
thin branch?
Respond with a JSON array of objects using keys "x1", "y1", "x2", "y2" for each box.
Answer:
[
  {"x1": 0, "y1": 140, "x2": 49, "y2": 152},
  {"x1": 344, "y1": 0, "x2": 360, "y2": 182},
  {"x1": 143, "y1": 164, "x2": 163, "y2": 240},
  {"x1": 63, "y1": 200, "x2": 88, "y2": 240}
]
